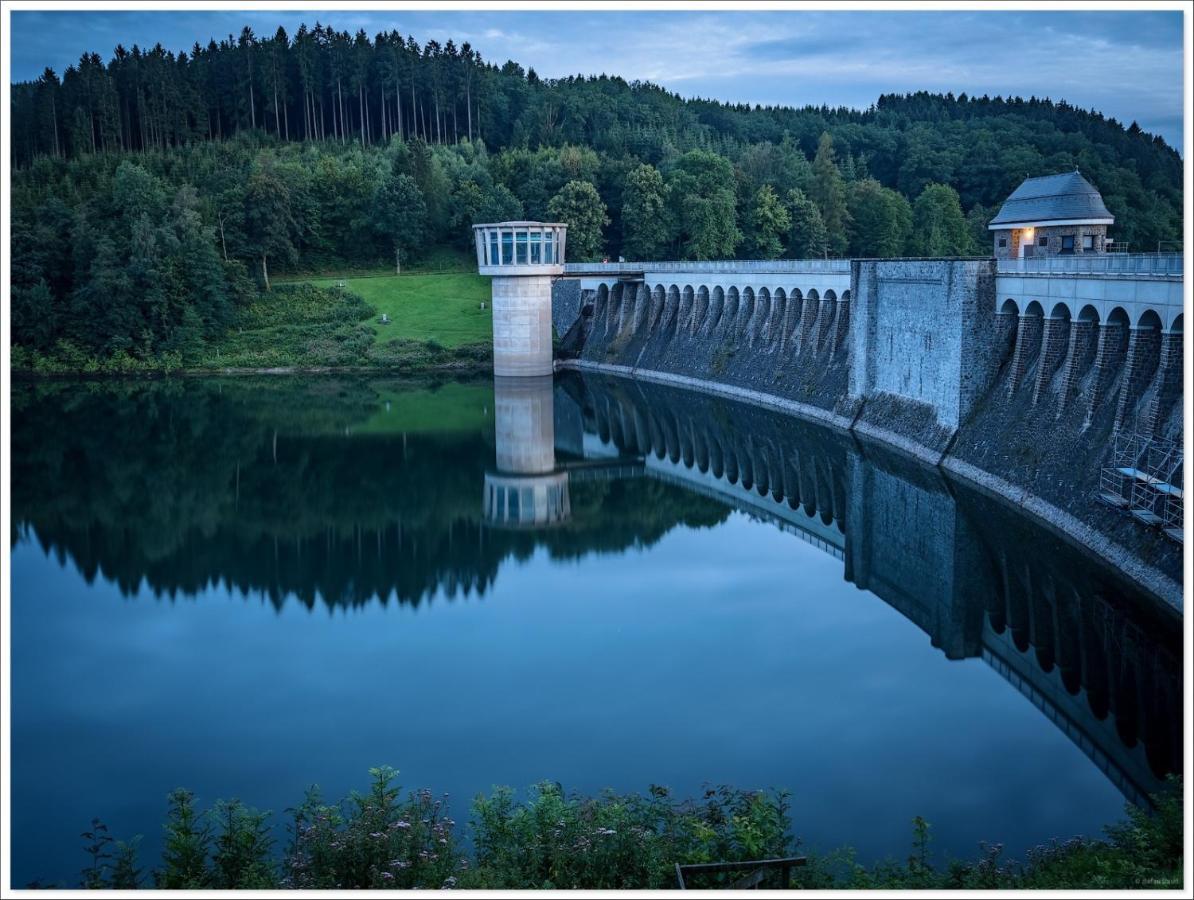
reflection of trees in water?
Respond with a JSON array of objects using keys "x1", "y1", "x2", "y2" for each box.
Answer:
[{"x1": 12, "y1": 379, "x2": 728, "y2": 610}]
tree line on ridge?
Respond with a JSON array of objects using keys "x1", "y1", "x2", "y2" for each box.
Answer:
[{"x1": 9, "y1": 21, "x2": 1183, "y2": 362}]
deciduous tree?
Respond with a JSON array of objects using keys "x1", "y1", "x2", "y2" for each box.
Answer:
[
  {"x1": 620, "y1": 163, "x2": 667, "y2": 260},
  {"x1": 666, "y1": 150, "x2": 740, "y2": 260},
  {"x1": 910, "y1": 183, "x2": 970, "y2": 256},
  {"x1": 746, "y1": 185, "x2": 791, "y2": 259},
  {"x1": 547, "y1": 179, "x2": 608, "y2": 261},
  {"x1": 784, "y1": 188, "x2": 828, "y2": 259}
]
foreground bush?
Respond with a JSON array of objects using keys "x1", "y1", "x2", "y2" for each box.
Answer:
[
  {"x1": 468, "y1": 782, "x2": 789, "y2": 889},
  {"x1": 57, "y1": 770, "x2": 1183, "y2": 890}
]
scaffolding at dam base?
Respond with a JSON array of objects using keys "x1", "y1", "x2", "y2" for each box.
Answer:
[{"x1": 1098, "y1": 431, "x2": 1183, "y2": 543}]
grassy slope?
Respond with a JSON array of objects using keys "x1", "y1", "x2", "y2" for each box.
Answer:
[
  {"x1": 13, "y1": 249, "x2": 497, "y2": 374},
  {"x1": 300, "y1": 271, "x2": 491, "y2": 349},
  {"x1": 195, "y1": 248, "x2": 492, "y2": 371}
]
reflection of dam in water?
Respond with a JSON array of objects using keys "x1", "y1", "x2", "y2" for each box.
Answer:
[{"x1": 536, "y1": 372, "x2": 1181, "y2": 811}]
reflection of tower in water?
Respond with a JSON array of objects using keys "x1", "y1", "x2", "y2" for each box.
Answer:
[{"x1": 483, "y1": 376, "x2": 571, "y2": 528}]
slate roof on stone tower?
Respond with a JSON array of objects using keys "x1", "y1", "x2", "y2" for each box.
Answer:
[{"x1": 989, "y1": 171, "x2": 1115, "y2": 228}]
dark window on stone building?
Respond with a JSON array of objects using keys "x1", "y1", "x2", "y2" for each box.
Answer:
[
  {"x1": 998, "y1": 237, "x2": 1007, "y2": 248},
  {"x1": 1038, "y1": 235, "x2": 1048, "y2": 246},
  {"x1": 1083, "y1": 234, "x2": 1095, "y2": 250},
  {"x1": 1061, "y1": 235, "x2": 1075, "y2": 254}
]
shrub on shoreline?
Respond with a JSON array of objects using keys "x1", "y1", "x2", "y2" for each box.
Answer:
[{"x1": 36, "y1": 770, "x2": 1185, "y2": 890}]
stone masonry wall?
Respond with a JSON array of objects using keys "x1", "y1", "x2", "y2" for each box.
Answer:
[
  {"x1": 993, "y1": 224, "x2": 1108, "y2": 259},
  {"x1": 846, "y1": 258, "x2": 1002, "y2": 456},
  {"x1": 567, "y1": 279, "x2": 853, "y2": 425},
  {"x1": 553, "y1": 259, "x2": 1183, "y2": 599}
]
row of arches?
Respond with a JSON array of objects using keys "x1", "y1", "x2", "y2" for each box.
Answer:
[
  {"x1": 998, "y1": 299, "x2": 1183, "y2": 334},
  {"x1": 999, "y1": 298, "x2": 1183, "y2": 434},
  {"x1": 584, "y1": 383, "x2": 848, "y2": 530},
  {"x1": 590, "y1": 281, "x2": 852, "y2": 354}
]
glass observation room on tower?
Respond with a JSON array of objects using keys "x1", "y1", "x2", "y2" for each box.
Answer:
[{"x1": 475, "y1": 222, "x2": 567, "y2": 273}]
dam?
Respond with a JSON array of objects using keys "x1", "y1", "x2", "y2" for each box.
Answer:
[
  {"x1": 545, "y1": 250, "x2": 1183, "y2": 604},
  {"x1": 450, "y1": 170, "x2": 1185, "y2": 608},
  {"x1": 473, "y1": 179, "x2": 1183, "y2": 605}
]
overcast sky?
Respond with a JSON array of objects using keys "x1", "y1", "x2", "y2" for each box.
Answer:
[{"x1": 9, "y1": 9, "x2": 1186, "y2": 152}]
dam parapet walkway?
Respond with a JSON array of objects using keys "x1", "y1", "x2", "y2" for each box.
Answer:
[{"x1": 564, "y1": 259, "x2": 852, "y2": 278}]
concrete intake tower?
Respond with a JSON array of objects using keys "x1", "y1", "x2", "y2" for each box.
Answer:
[{"x1": 474, "y1": 221, "x2": 567, "y2": 376}]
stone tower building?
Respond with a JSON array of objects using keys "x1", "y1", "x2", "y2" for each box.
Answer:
[{"x1": 989, "y1": 171, "x2": 1115, "y2": 260}]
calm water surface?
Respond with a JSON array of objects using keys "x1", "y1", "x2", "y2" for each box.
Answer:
[{"x1": 10, "y1": 374, "x2": 1182, "y2": 886}]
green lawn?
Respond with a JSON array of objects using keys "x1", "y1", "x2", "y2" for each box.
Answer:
[{"x1": 301, "y1": 271, "x2": 492, "y2": 349}]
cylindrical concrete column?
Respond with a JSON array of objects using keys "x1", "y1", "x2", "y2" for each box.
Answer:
[
  {"x1": 491, "y1": 275, "x2": 556, "y2": 376},
  {"x1": 474, "y1": 222, "x2": 567, "y2": 377}
]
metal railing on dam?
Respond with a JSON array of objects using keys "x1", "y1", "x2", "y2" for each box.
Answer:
[
  {"x1": 563, "y1": 259, "x2": 852, "y2": 277},
  {"x1": 996, "y1": 252, "x2": 1183, "y2": 277},
  {"x1": 565, "y1": 253, "x2": 1183, "y2": 279}
]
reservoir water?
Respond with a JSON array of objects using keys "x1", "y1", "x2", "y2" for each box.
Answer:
[{"x1": 10, "y1": 374, "x2": 1182, "y2": 886}]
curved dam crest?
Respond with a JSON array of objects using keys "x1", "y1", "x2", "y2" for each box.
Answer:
[{"x1": 552, "y1": 256, "x2": 1183, "y2": 608}]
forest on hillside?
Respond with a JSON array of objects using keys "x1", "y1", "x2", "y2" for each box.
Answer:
[{"x1": 9, "y1": 21, "x2": 1184, "y2": 364}]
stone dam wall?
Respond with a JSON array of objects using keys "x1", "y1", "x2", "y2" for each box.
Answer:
[{"x1": 553, "y1": 258, "x2": 1184, "y2": 604}]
